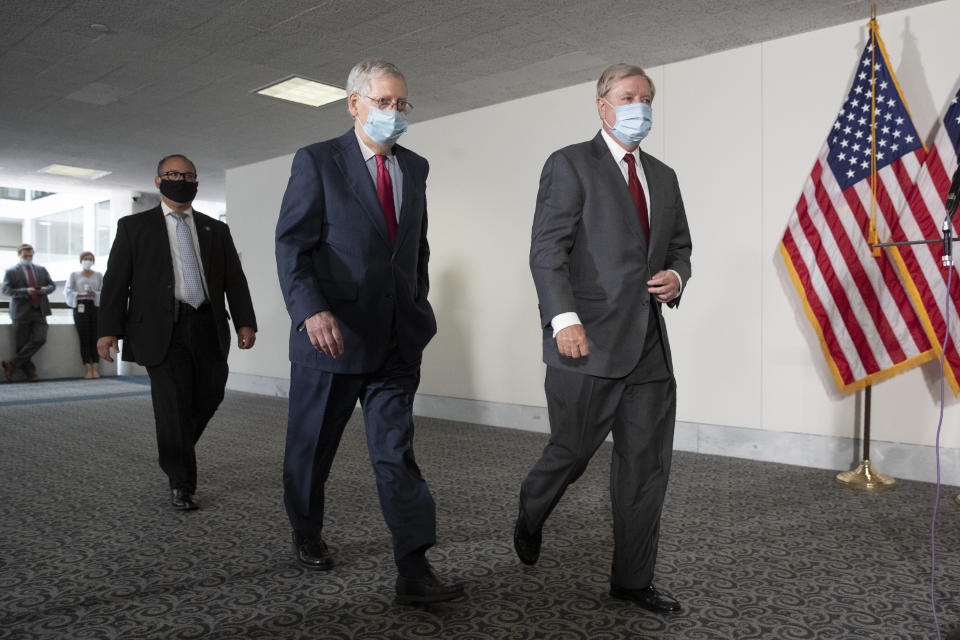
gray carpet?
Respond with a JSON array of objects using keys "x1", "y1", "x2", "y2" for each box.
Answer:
[
  {"x1": 0, "y1": 376, "x2": 150, "y2": 406},
  {"x1": 1, "y1": 381, "x2": 959, "y2": 639}
]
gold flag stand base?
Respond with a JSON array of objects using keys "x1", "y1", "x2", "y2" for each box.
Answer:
[
  {"x1": 836, "y1": 459, "x2": 896, "y2": 489},
  {"x1": 955, "y1": 495, "x2": 960, "y2": 506}
]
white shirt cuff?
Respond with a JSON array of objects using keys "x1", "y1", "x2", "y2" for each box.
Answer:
[
  {"x1": 668, "y1": 269, "x2": 684, "y2": 301},
  {"x1": 551, "y1": 312, "x2": 582, "y2": 338}
]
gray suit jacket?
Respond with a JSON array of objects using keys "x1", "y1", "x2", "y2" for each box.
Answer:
[
  {"x1": 2, "y1": 263, "x2": 55, "y2": 322},
  {"x1": 530, "y1": 131, "x2": 692, "y2": 378}
]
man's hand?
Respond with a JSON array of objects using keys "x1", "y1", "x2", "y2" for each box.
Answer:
[
  {"x1": 647, "y1": 270, "x2": 680, "y2": 303},
  {"x1": 97, "y1": 336, "x2": 119, "y2": 362},
  {"x1": 304, "y1": 311, "x2": 344, "y2": 358},
  {"x1": 556, "y1": 324, "x2": 589, "y2": 359},
  {"x1": 237, "y1": 326, "x2": 256, "y2": 349}
]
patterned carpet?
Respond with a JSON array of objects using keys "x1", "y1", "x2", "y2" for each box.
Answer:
[{"x1": 1, "y1": 381, "x2": 959, "y2": 639}]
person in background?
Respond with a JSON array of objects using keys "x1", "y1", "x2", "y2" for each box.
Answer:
[
  {"x1": 2, "y1": 244, "x2": 56, "y2": 383},
  {"x1": 65, "y1": 251, "x2": 103, "y2": 379}
]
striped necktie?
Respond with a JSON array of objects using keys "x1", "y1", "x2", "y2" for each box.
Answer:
[{"x1": 170, "y1": 212, "x2": 206, "y2": 308}]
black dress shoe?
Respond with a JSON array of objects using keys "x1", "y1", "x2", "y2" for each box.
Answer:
[
  {"x1": 170, "y1": 488, "x2": 198, "y2": 511},
  {"x1": 513, "y1": 513, "x2": 542, "y2": 565},
  {"x1": 610, "y1": 585, "x2": 681, "y2": 613},
  {"x1": 2, "y1": 360, "x2": 14, "y2": 382},
  {"x1": 292, "y1": 532, "x2": 333, "y2": 570},
  {"x1": 395, "y1": 568, "x2": 465, "y2": 605}
]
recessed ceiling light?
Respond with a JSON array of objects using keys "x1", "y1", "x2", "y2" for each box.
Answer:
[
  {"x1": 255, "y1": 76, "x2": 346, "y2": 108},
  {"x1": 89, "y1": 23, "x2": 110, "y2": 33},
  {"x1": 39, "y1": 164, "x2": 112, "y2": 180}
]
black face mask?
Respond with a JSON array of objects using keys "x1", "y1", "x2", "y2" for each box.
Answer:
[{"x1": 159, "y1": 179, "x2": 198, "y2": 204}]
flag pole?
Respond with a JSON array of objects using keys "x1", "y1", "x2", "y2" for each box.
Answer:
[
  {"x1": 837, "y1": 384, "x2": 895, "y2": 488},
  {"x1": 836, "y1": 4, "x2": 896, "y2": 490}
]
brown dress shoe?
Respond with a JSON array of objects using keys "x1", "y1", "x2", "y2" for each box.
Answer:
[{"x1": 2, "y1": 360, "x2": 14, "y2": 382}]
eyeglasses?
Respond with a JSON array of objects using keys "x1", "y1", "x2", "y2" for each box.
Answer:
[
  {"x1": 362, "y1": 95, "x2": 413, "y2": 113},
  {"x1": 159, "y1": 170, "x2": 198, "y2": 182}
]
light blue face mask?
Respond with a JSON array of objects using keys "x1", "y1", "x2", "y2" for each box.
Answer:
[
  {"x1": 362, "y1": 107, "x2": 408, "y2": 146},
  {"x1": 604, "y1": 100, "x2": 653, "y2": 146}
]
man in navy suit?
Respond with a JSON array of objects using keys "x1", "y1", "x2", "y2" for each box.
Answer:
[
  {"x1": 2, "y1": 244, "x2": 56, "y2": 382},
  {"x1": 275, "y1": 59, "x2": 462, "y2": 604}
]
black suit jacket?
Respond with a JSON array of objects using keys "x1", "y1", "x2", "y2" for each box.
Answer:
[
  {"x1": 99, "y1": 206, "x2": 257, "y2": 367},
  {"x1": 275, "y1": 130, "x2": 436, "y2": 374},
  {"x1": 530, "y1": 131, "x2": 692, "y2": 378}
]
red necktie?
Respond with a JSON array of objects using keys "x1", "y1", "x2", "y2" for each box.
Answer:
[
  {"x1": 623, "y1": 153, "x2": 649, "y2": 244},
  {"x1": 25, "y1": 265, "x2": 40, "y2": 308},
  {"x1": 376, "y1": 155, "x2": 398, "y2": 244}
]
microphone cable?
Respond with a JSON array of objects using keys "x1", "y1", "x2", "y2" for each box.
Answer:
[{"x1": 930, "y1": 230, "x2": 954, "y2": 640}]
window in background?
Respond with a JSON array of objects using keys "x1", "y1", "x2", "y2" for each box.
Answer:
[
  {"x1": 33, "y1": 207, "x2": 83, "y2": 263},
  {"x1": 0, "y1": 187, "x2": 26, "y2": 201},
  {"x1": 94, "y1": 200, "x2": 111, "y2": 257},
  {"x1": 30, "y1": 190, "x2": 55, "y2": 200}
]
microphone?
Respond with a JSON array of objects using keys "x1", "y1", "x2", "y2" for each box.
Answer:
[
  {"x1": 942, "y1": 157, "x2": 960, "y2": 266},
  {"x1": 947, "y1": 159, "x2": 960, "y2": 220}
]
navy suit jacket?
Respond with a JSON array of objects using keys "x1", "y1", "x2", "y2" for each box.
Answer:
[
  {"x1": 98, "y1": 206, "x2": 257, "y2": 367},
  {"x1": 275, "y1": 130, "x2": 436, "y2": 374}
]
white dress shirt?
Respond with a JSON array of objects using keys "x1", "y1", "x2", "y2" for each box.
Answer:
[
  {"x1": 550, "y1": 130, "x2": 683, "y2": 337},
  {"x1": 161, "y1": 201, "x2": 210, "y2": 303}
]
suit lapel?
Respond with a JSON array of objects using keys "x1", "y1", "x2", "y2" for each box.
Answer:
[
  {"x1": 333, "y1": 130, "x2": 392, "y2": 247},
  {"x1": 149, "y1": 207, "x2": 175, "y2": 286},
  {"x1": 590, "y1": 133, "x2": 648, "y2": 252},
  {"x1": 193, "y1": 210, "x2": 214, "y2": 274},
  {"x1": 393, "y1": 146, "x2": 416, "y2": 249},
  {"x1": 637, "y1": 151, "x2": 659, "y2": 257}
]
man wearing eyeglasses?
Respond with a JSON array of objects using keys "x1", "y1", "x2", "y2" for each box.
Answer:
[
  {"x1": 276, "y1": 59, "x2": 462, "y2": 604},
  {"x1": 98, "y1": 154, "x2": 257, "y2": 511}
]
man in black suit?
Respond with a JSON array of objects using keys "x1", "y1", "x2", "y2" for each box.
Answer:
[
  {"x1": 2, "y1": 244, "x2": 56, "y2": 382},
  {"x1": 98, "y1": 154, "x2": 257, "y2": 511},
  {"x1": 517, "y1": 64, "x2": 692, "y2": 613}
]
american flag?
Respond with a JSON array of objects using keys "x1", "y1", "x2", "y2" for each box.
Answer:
[
  {"x1": 780, "y1": 21, "x2": 934, "y2": 392},
  {"x1": 889, "y1": 88, "x2": 960, "y2": 395}
]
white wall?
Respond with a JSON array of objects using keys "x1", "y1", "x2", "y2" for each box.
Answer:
[{"x1": 226, "y1": 0, "x2": 960, "y2": 457}]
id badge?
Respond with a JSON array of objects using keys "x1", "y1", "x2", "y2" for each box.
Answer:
[{"x1": 78, "y1": 303, "x2": 85, "y2": 313}]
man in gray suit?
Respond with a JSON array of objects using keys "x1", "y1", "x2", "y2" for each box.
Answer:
[
  {"x1": 3, "y1": 244, "x2": 56, "y2": 382},
  {"x1": 516, "y1": 63, "x2": 692, "y2": 614}
]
